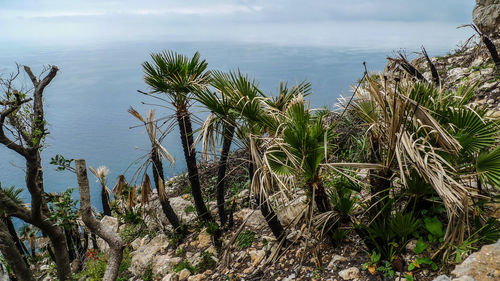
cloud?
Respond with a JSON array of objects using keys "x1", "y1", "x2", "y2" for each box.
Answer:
[{"x1": 0, "y1": 0, "x2": 475, "y2": 49}]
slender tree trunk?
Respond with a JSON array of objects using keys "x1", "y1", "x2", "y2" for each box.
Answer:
[
  {"x1": 175, "y1": 106, "x2": 213, "y2": 223},
  {"x1": 216, "y1": 124, "x2": 235, "y2": 227},
  {"x1": 101, "y1": 186, "x2": 112, "y2": 216},
  {"x1": 0, "y1": 220, "x2": 34, "y2": 281},
  {"x1": 76, "y1": 159, "x2": 124, "y2": 281},
  {"x1": 151, "y1": 148, "x2": 182, "y2": 233}
]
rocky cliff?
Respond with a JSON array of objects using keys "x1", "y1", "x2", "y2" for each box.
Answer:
[{"x1": 473, "y1": 0, "x2": 500, "y2": 38}]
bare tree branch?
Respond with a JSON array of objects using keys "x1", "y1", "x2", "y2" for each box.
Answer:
[{"x1": 76, "y1": 159, "x2": 124, "y2": 281}]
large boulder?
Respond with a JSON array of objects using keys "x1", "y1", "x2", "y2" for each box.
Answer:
[
  {"x1": 277, "y1": 195, "x2": 307, "y2": 226},
  {"x1": 129, "y1": 234, "x2": 169, "y2": 276},
  {"x1": 451, "y1": 239, "x2": 500, "y2": 281},
  {"x1": 96, "y1": 216, "x2": 119, "y2": 253},
  {"x1": 473, "y1": 0, "x2": 500, "y2": 38},
  {"x1": 433, "y1": 239, "x2": 500, "y2": 281}
]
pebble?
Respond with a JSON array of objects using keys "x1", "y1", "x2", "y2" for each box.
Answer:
[{"x1": 338, "y1": 267, "x2": 360, "y2": 280}]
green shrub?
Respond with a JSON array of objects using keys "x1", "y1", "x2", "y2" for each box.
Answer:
[
  {"x1": 237, "y1": 230, "x2": 255, "y2": 249},
  {"x1": 196, "y1": 251, "x2": 216, "y2": 272},
  {"x1": 172, "y1": 259, "x2": 195, "y2": 273}
]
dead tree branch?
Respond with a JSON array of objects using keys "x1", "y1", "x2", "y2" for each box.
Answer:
[{"x1": 75, "y1": 159, "x2": 124, "y2": 281}]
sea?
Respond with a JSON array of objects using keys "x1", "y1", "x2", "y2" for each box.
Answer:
[{"x1": 0, "y1": 40, "x2": 449, "y2": 210}]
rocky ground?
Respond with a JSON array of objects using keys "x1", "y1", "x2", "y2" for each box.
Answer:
[
  {"x1": 27, "y1": 33, "x2": 500, "y2": 281},
  {"x1": 91, "y1": 38, "x2": 500, "y2": 281}
]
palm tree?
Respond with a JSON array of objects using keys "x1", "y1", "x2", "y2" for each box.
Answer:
[
  {"x1": 282, "y1": 99, "x2": 334, "y2": 213},
  {"x1": 193, "y1": 72, "x2": 237, "y2": 227},
  {"x1": 128, "y1": 107, "x2": 182, "y2": 233},
  {"x1": 349, "y1": 74, "x2": 500, "y2": 256},
  {"x1": 142, "y1": 51, "x2": 213, "y2": 223},
  {"x1": 88, "y1": 166, "x2": 112, "y2": 216},
  {"x1": 0, "y1": 185, "x2": 30, "y2": 262}
]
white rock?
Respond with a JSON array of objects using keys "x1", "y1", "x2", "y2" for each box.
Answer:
[
  {"x1": 235, "y1": 208, "x2": 267, "y2": 229},
  {"x1": 130, "y1": 234, "x2": 169, "y2": 276},
  {"x1": 187, "y1": 274, "x2": 205, "y2": 281},
  {"x1": 169, "y1": 196, "x2": 197, "y2": 221},
  {"x1": 196, "y1": 230, "x2": 212, "y2": 248},
  {"x1": 97, "y1": 216, "x2": 119, "y2": 253},
  {"x1": 152, "y1": 254, "x2": 181, "y2": 276},
  {"x1": 447, "y1": 67, "x2": 468, "y2": 81},
  {"x1": 327, "y1": 255, "x2": 348, "y2": 269},
  {"x1": 338, "y1": 267, "x2": 360, "y2": 280},
  {"x1": 162, "y1": 273, "x2": 176, "y2": 281},
  {"x1": 178, "y1": 268, "x2": 191, "y2": 280},
  {"x1": 277, "y1": 195, "x2": 307, "y2": 226},
  {"x1": 406, "y1": 239, "x2": 418, "y2": 252},
  {"x1": 187, "y1": 252, "x2": 201, "y2": 266},
  {"x1": 471, "y1": 57, "x2": 484, "y2": 68},
  {"x1": 249, "y1": 249, "x2": 266, "y2": 266}
]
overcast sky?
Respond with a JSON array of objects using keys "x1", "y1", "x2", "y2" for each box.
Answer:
[{"x1": 1, "y1": 0, "x2": 476, "y2": 50}]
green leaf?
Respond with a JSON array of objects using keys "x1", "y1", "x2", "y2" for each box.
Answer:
[
  {"x1": 476, "y1": 146, "x2": 500, "y2": 188},
  {"x1": 414, "y1": 237, "x2": 429, "y2": 254},
  {"x1": 424, "y1": 217, "x2": 444, "y2": 237}
]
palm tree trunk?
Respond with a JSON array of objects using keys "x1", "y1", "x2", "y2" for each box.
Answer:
[
  {"x1": 64, "y1": 228, "x2": 75, "y2": 261},
  {"x1": 216, "y1": 124, "x2": 235, "y2": 227},
  {"x1": 0, "y1": 220, "x2": 34, "y2": 281},
  {"x1": 176, "y1": 106, "x2": 213, "y2": 223},
  {"x1": 481, "y1": 35, "x2": 500, "y2": 75},
  {"x1": 101, "y1": 186, "x2": 111, "y2": 216},
  {"x1": 310, "y1": 181, "x2": 332, "y2": 213},
  {"x1": 4, "y1": 217, "x2": 28, "y2": 264},
  {"x1": 151, "y1": 149, "x2": 182, "y2": 233},
  {"x1": 255, "y1": 194, "x2": 286, "y2": 243}
]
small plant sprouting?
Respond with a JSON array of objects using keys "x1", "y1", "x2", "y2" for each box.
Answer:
[{"x1": 237, "y1": 230, "x2": 255, "y2": 249}]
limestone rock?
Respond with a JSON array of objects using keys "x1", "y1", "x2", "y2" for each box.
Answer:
[
  {"x1": 249, "y1": 249, "x2": 266, "y2": 266},
  {"x1": 152, "y1": 255, "x2": 182, "y2": 276},
  {"x1": 196, "y1": 230, "x2": 212, "y2": 248},
  {"x1": 277, "y1": 195, "x2": 307, "y2": 226},
  {"x1": 162, "y1": 273, "x2": 177, "y2": 281},
  {"x1": 451, "y1": 239, "x2": 500, "y2": 281},
  {"x1": 187, "y1": 274, "x2": 205, "y2": 281},
  {"x1": 338, "y1": 267, "x2": 360, "y2": 280},
  {"x1": 96, "y1": 216, "x2": 119, "y2": 253},
  {"x1": 130, "y1": 234, "x2": 169, "y2": 276},
  {"x1": 327, "y1": 254, "x2": 348, "y2": 269},
  {"x1": 473, "y1": 0, "x2": 500, "y2": 38},
  {"x1": 178, "y1": 268, "x2": 191, "y2": 280},
  {"x1": 235, "y1": 208, "x2": 267, "y2": 229}
]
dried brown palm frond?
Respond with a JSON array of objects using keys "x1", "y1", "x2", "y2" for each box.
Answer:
[
  {"x1": 127, "y1": 185, "x2": 137, "y2": 211},
  {"x1": 141, "y1": 174, "x2": 153, "y2": 206},
  {"x1": 128, "y1": 106, "x2": 175, "y2": 165},
  {"x1": 112, "y1": 175, "x2": 127, "y2": 196},
  {"x1": 193, "y1": 112, "x2": 219, "y2": 162},
  {"x1": 157, "y1": 177, "x2": 167, "y2": 203},
  {"x1": 344, "y1": 73, "x2": 476, "y2": 248}
]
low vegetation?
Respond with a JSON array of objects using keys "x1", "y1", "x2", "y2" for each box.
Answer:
[{"x1": 0, "y1": 32, "x2": 499, "y2": 281}]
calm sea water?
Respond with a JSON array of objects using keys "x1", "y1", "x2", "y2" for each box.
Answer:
[{"x1": 0, "y1": 41, "x2": 444, "y2": 209}]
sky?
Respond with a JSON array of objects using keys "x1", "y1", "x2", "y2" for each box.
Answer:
[{"x1": 0, "y1": 0, "x2": 477, "y2": 50}]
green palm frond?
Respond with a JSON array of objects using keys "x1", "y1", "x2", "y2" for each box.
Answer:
[
  {"x1": 445, "y1": 106, "x2": 499, "y2": 155},
  {"x1": 476, "y1": 146, "x2": 500, "y2": 188},
  {"x1": 142, "y1": 51, "x2": 210, "y2": 105}
]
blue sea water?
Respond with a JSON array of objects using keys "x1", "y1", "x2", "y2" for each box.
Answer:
[{"x1": 0, "y1": 40, "x2": 444, "y2": 209}]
